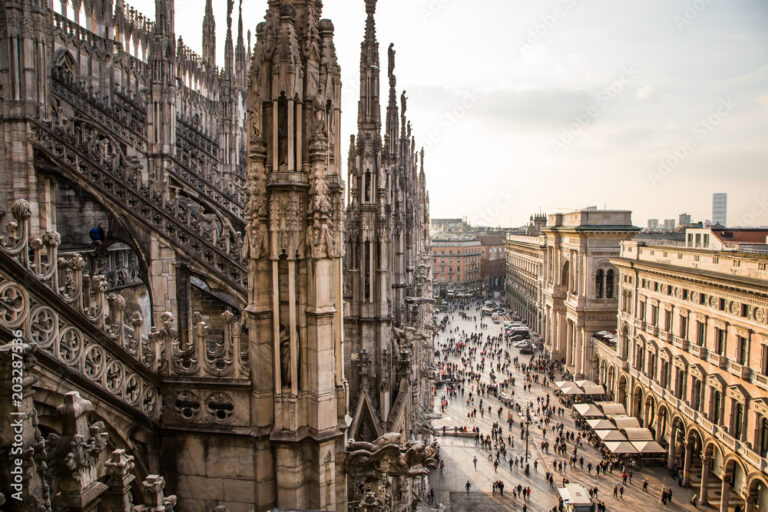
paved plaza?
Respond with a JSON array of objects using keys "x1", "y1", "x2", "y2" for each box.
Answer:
[{"x1": 428, "y1": 302, "x2": 705, "y2": 512}]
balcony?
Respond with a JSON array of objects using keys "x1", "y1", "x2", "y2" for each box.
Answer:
[
  {"x1": 728, "y1": 362, "x2": 751, "y2": 381},
  {"x1": 647, "y1": 324, "x2": 659, "y2": 337},
  {"x1": 635, "y1": 319, "x2": 646, "y2": 331},
  {"x1": 708, "y1": 352, "x2": 728, "y2": 369},
  {"x1": 692, "y1": 344, "x2": 708, "y2": 359},
  {"x1": 756, "y1": 372, "x2": 768, "y2": 392},
  {"x1": 673, "y1": 336, "x2": 689, "y2": 352},
  {"x1": 660, "y1": 330, "x2": 674, "y2": 344}
]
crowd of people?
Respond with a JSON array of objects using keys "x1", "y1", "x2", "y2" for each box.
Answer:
[{"x1": 430, "y1": 298, "x2": 689, "y2": 512}]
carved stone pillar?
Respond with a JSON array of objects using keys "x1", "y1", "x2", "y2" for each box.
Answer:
[{"x1": 53, "y1": 392, "x2": 109, "y2": 512}]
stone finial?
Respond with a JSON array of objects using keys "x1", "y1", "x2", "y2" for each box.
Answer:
[
  {"x1": 133, "y1": 475, "x2": 177, "y2": 512},
  {"x1": 105, "y1": 449, "x2": 136, "y2": 486}
]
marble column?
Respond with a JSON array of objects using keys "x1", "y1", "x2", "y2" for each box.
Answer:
[
  {"x1": 682, "y1": 441, "x2": 692, "y2": 487},
  {"x1": 698, "y1": 456, "x2": 711, "y2": 506},
  {"x1": 667, "y1": 428, "x2": 676, "y2": 470},
  {"x1": 720, "y1": 472, "x2": 731, "y2": 512},
  {"x1": 574, "y1": 328, "x2": 583, "y2": 376}
]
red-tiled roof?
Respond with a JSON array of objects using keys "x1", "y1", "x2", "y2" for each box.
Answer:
[{"x1": 712, "y1": 229, "x2": 768, "y2": 245}]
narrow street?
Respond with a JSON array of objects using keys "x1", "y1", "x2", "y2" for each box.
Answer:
[{"x1": 428, "y1": 301, "x2": 701, "y2": 512}]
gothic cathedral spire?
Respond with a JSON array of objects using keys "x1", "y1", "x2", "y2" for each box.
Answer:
[
  {"x1": 202, "y1": 0, "x2": 216, "y2": 68},
  {"x1": 358, "y1": 0, "x2": 381, "y2": 132},
  {"x1": 244, "y1": 2, "x2": 346, "y2": 510}
]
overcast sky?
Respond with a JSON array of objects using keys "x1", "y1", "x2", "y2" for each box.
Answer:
[{"x1": 128, "y1": 0, "x2": 768, "y2": 228}]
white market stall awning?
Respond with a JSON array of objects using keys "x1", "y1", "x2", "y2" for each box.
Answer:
[
  {"x1": 561, "y1": 384, "x2": 585, "y2": 395},
  {"x1": 595, "y1": 402, "x2": 627, "y2": 415},
  {"x1": 574, "y1": 380, "x2": 595, "y2": 388},
  {"x1": 554, "y1": 381, "x2": 569, "y2": 390},
  {"x1": 597, "y1": 430, "x2": 627, "y2": 442},
  {"x1": 611, "y1": 416, "x2": 642, "y2": 429},
  {"x1": 623, "y1": 428, "x2": 654, "y2": 441},
  {"x1": 581, "y1": 384, "x2": 606, "y2": 395},
  {"x1": 631, "y1": 441, "x2": 666, "y2": 454},
  {"x1": 604, "y1": 441, "x2": 639, "y2": 454},
  {"x1": 587, "y1": 419, "x2": 616, "y2": 430},
  {"x1": 574, "y1": 403, "x2": 605, "y2": 418}
]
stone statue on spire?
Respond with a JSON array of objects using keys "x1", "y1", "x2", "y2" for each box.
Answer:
[{"x1": 388, "y1": 43, "x2": 395, "y2": 82}]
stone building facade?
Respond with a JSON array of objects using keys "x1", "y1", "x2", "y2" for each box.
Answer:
[
  {"x1": 505, "y1": 233, "x2": 545, "y2": 332},
  {"x1": 431, "y1": 238, "x2": 482, "y2": 298},
  {"x1": 593, "y1": 241, "x2": 768, "y2": 512},
  {"x1": 541, "y1": 210, "x2": 639, "y2": 379},
  {"x1": 479, "y1": 234, "x2": 505, "y2": 293},
  {"x1": 0, "y1": 0, "x2": 434, "y2": 511},
  {"x1": 342, "y1": 0, "x2": 435, "y2": 508}
]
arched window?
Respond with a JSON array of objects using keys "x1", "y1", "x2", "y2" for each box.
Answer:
[
  {"x1": 364, "y1": 170, "x2": 371, "y2": 202},
  {"x1": 606, "y1": 269, "x2": 615, "y2": 299},
  {"x1": 596, "y1": 269, "x2": 604, "y2": 298}
]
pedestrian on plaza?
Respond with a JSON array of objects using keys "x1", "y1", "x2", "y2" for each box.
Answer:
[
  {"x1": 643, "y1": 479, "x2": 648, "y2": 492},
  {"x1": 613, "y1": 484, "x2": 618, "y2": 499},
  {"x1": 619, "y1": 485, "x2": 624, "y2": 499},
  {"x1": 622, "y1": 472, "x2": 628, "y2": 485},
  {"x1": 473, "y1": 455, "x2": 477, "y2": 470},
  {"x1": 628, "y1": 470, "x2": 633, "y2": 484},
  {"x1": 466, "y1": 481, "x2": 471, "y2": 494},
  {"x1": 690, "y1": 493, "x2": 698, "y2": 507}
]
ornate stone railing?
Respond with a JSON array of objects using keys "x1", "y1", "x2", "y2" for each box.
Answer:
[
  {"x1": 155, "y1": 310, "x2": 249, "y2": 380},
  {"x1": 60, "y1": 245, "x2": 145, "y2": 292},
  {"x1": 51, "y1": 62, "x2": 147, "y2": 151},
  {"x1": 30, "y1": 122, "x2": 247, "y2": 293},
  {"x1": 168, "y1": 157, "x2": 245, "y2": 220},
  {"x1": 0, "y1": 201, "x2": 160, "y2": 419}
]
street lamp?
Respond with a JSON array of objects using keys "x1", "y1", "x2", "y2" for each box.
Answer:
[{"x1": 524, "y1": 407, "x2": 532, "y2": 462}]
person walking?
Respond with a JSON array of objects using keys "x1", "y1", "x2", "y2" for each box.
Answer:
[
  {"x1": 613, "y1": 484, "x2": 618, "y2": 499},
  {"x1": 466, "y1": 481, "x2": 471, "y2": 494},
  {"x1": 619, "y1": 485, "x2": 624, "y2": 499},
  {"x1": 473, "y1": 455, "x2": 478, "y2": 470},
  {"x1": 643, "y1": 479, "x2": 648, "y2": 492}
]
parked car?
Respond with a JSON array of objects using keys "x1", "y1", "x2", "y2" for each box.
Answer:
[
  {"x1": 520, "y1": 345, "x2": 534, "y2": 354},
  {"x1": 513, "y1": 340, "x2": 530, "y2": 348}
]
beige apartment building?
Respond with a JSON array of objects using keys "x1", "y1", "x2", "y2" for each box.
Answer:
[
  {"x1": 505, "y1": 233, "x2": 546, "y2": 333},
  {"x1": 594, "y1": 241, "x2": 768, "y2": 512},
  {"x1": 541, "y1": 210, "x2": 639, "y2": 379}
]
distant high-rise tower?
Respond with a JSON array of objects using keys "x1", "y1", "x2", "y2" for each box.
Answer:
[
  {"x1": 713, "y1": 193, "x2": 727, "y2": 226},
  {"x1": 679, "y1": 213, "x2": 691, "y2": 227},
  {"x1": 647, "y1": 219, "x2": 659, "y2": 231},
  {"x1": 663, "y1": 219, "x2": 675, "y2": 231}
]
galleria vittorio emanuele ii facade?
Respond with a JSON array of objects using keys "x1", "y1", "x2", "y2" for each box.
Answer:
[{"x1": 0, "y1": 0, "x2": 436, "y2": 510}]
